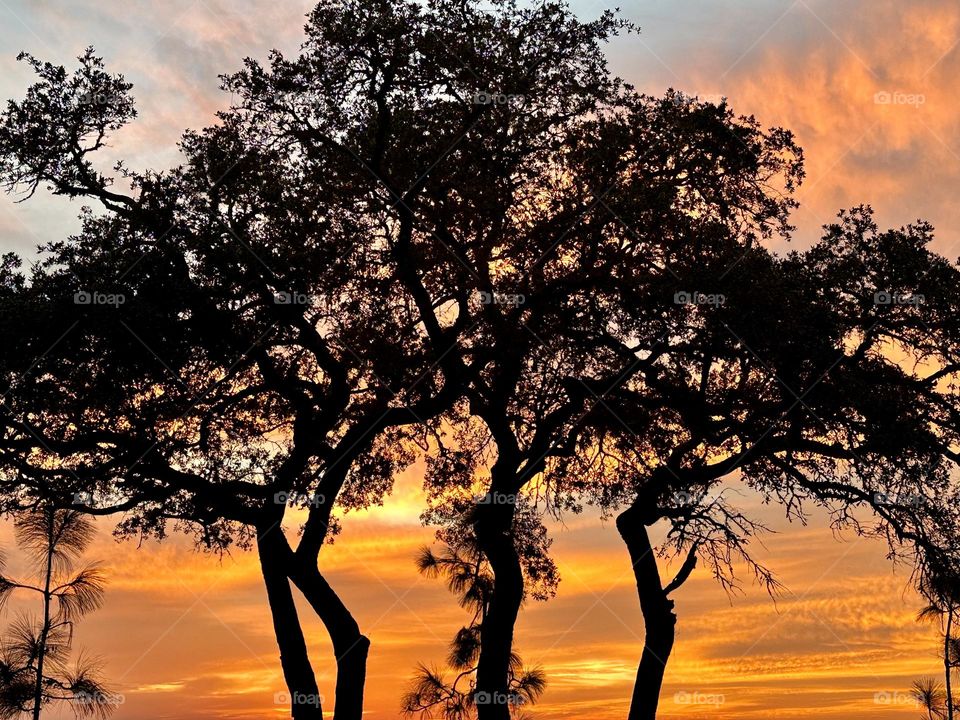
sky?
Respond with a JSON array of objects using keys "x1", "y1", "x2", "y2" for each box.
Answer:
[{"x1": 0, "y1": 0, "x2": 958, "y2": 718}]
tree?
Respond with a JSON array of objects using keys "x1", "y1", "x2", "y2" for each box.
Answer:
[
  {"x1": 205, "y1": 1, "x2": 630, "y2": 710},
  {"x1": 913, "y1": 678, "x2": 949, "y2": 720},
  {"x1": 405, "y1": 87, "x2": 804, "y2": 720},
  {"x1": 918, "y1": 560, "x2": 960, "y2": 720},
  {"x1": 0, "y1": 506, "x2": 115, "y2": 719},
  {"x1": 0, "y1": 1, "x2": 633, "y2": 717},
  {"x1": 0, "y1": 43, "x2": 447, "y2": 720},
  {"x1": 540, "y1": 203, "x2": 960, "y2": 718},
  {"x1": 4, "y1": 4, "x2": 960, "y2": 720},
  {"x1": 401, "y1": 530, "x2": 547, "y2": 720}
]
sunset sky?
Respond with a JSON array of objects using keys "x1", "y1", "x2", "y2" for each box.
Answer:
[{"x1": 0, "y1": 1, "x2": 958, "y2": 718}]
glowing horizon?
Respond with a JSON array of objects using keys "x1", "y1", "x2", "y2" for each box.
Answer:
[{"x1": 0, "y1": 467, "x2": 935, "y2": 719}]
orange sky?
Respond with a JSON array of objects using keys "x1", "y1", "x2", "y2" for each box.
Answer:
[
  {"x1": 0, "y1": 0, "x2": 957, "y2": 718},
  {"x1": 1, "y1": 467, "x2": 938, "y2": 720}
]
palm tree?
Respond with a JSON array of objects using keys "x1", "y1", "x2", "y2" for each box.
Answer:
[
  {"x1": 0, "y1": 506, "x2": 116, "y2": 718},
  {"x1": 402, "y1": 544, "x2": 545, "y2": 719},
  {"x1": 919, "y1": 565, "x2": 960, "y2": 720},
  {"x1": 913, "y1": 678, "x2": 947, "y2": 720}
]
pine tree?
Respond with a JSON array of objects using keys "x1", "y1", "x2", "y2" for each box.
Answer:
[{"x1": 0, "y1": 507, "x2": 116, "y2": 719}]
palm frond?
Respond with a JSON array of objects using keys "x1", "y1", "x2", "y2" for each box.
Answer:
[
  {"x1": 66, "y1": 653, "x2": 119, "y2": 719},
  {"x1": 508, "y1": 652, "x2": 523, "y2": 675},
  {"x1": 54, "y1": 565, "x2": 107, "y2": 621},
  {"x1": 14, "y1": 509, "x2": 96, "y2": 575},
  {"x1": 911, "y1": 677, "x2": 946, "y2": 714},
  {"x1": 448, "y1": 626, "x2": 480, "y2": 670},
  {"x1": 0, "y1": 669, "x2": 34, "y2": 719},
  {"x1": 415, "y1": 547, "x2": 442, "y2": 577},
  {"x1": 511, "y1": 667, "x2": 547, "y2": 705},
  {"x1": 5, "y1": 614, "x2": 42, "y2": 667},
  {"x1": 0, "y1": 576, "x2": 16, "y2": 612},
  {"x1": 401, "y1": 663, "x2": 450, "y2": 716}
]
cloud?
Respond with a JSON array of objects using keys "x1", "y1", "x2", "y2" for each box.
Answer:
[{"x1": 605, "y1": 0, "x2": 960, "y2": 258}]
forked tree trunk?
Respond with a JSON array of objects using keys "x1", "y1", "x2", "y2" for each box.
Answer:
[
  {"x1": 616, "y1": 504, "x2": 677, "y2": 720},
  {"x1": 257, "y1": 523, "x2": 325, "y2": 720},
  {"x1": 272, "y1": 496, "x2": 372, "y2": 720},
  {"x1": 289, "y1": 557, "x2": 370, "y2": 720},
  {"x1": 473, "y1": 497, "x2": 523, "y2": 720}
]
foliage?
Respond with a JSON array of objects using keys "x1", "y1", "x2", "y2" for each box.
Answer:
[
  {"x1": 0, "y1": 507, "x2": 115, "y2": 719},
  {"x1": 402, "y1": 541, "x2": 545, "y2": 720}
]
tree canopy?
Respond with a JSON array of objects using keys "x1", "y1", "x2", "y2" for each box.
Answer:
[{"x1": 0, "y1": 2, "x2": 960, "y2": 720}]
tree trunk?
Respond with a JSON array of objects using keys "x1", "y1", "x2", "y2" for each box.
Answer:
[
  {"x1": 473, "y1": 497, "x2": 523, "y2": 720},
  {"x1": 281, "y1": 498, "x2": 370, "y2": 720},
  {"x1": 947, "y1": 603, "x2": 955, "y2": 720},
  {"x1": 617, "y1": 504, "x2": 677, "y2": 720},
  {"x1": 32, "y1": 511, "x2": 55, "y2": 720},
  {"x1": 257, "y1": 523, "x2": 324, "y2": 720},
  {"x1": 289, "y1": 558, "x2": 370, "y2": 720}
]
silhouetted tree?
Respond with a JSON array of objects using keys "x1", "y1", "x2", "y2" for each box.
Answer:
[
  {"x1": 409, "y1": 86, "x2": 805, "y2": 719},
  {"x1": 914, "y1": 677, "x2": 949, "y2": 720},
  {"x1": 0, "y1": 42, "x2": 447, "y2": 720},
  {"x1": 403, "y1": 87, "x2": 806, "y2": 720},
  {"x1": 541, "y1": 205, "x2": 960, "y2": 719},
  {"x1": 0, "y1": 1, "x2": 634, "y2": 717},
  {"x1": 401, "y1": 533, "x2": 546, "y2": 720},
  {"x1": 209, "y1": 3, "x2": 632, "y2": 711},
  {"x1": 0, "y1": 507, "x2": 115, "y2": 719},
  {"x1": 919, "y1": 561, "x2": 960, "y2": 719}
]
